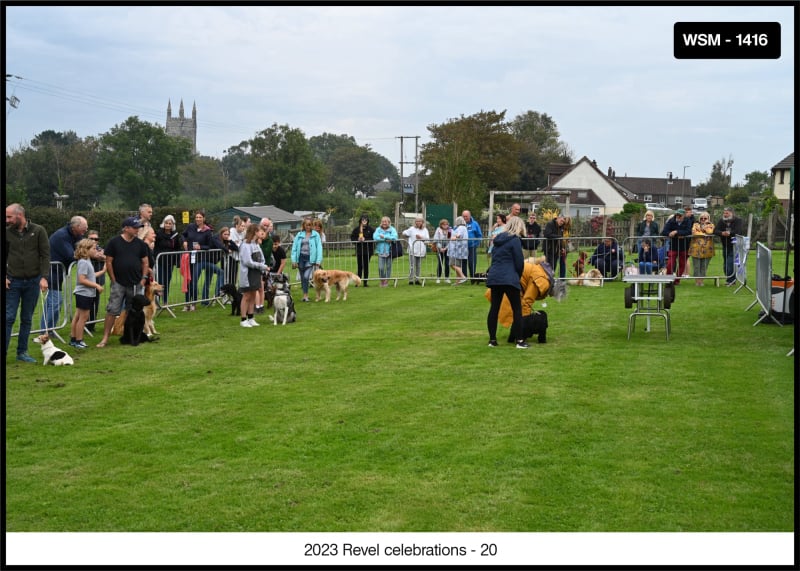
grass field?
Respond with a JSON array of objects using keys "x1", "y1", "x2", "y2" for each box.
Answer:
[{"x1": 5, "y1": 250, "x2": 794, "y2": 536}]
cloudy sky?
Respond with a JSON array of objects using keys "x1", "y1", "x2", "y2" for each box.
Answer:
[{"x1": 4, "y1": 4, "x2": 795, "y2": 186}]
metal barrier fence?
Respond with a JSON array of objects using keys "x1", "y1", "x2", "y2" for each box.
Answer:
[
  {"x1": 746, "y1": 242, "x2": 783, "y2": 326},
  {"x1": 5, "y1": 234, "x2": 758, "y2": 341}
]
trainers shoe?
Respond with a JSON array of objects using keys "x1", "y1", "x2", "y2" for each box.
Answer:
[
  {"x1": 247, "y1": 318, "x2": 261, "y2": 327},
  {"x1": 515, "y1": 341, "x2": 530, "y2": 349},
  {"x1": 445, "y1": 279, "x2": 451, "y2": 284},
  {"x1": 488, "y1": 340, "x2": 498, "y2": 347},
  {"x1": 70, "y1": 340, "x2": 88, "y2": 349},
  {"x1": 16, "y1": 352, "x2": 37, "y2": 363},
  {"x1": 240, "y1": 320, "x2": 252, "y2": 328}
]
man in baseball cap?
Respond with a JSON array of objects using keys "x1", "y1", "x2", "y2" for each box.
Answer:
[{"x1": 122, "y1": 216, "x2": 143, "y2": 229}]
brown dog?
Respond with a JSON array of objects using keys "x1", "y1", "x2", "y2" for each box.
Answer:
[
  {"x1": 312, "y1": 269, "x2": 362, "y2": 302},
  {"x1": 572, "y1": 251, "x2": 587, "y2": 277},
  {"x1": 111, "y1": 280, "x2": 163, "y2": 336}
]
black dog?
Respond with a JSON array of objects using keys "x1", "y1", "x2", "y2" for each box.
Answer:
[
  {"x1": 220, "y1": 283, "x2": 242, "y2": 316},
  {"x1": 471, "y1": 272, "x2": 488, "y2": 285},
  {"x1": 121, "y1": 294, "x2": 151, "y2": 346},
  {"x1": 507, "y1": 310, "x2": 548, "y2": 344}
]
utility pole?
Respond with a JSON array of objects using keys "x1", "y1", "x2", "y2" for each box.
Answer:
[
  {"x1": 682, "y1": 165, "x2": 690, "y2": 204},
  {"x1": 397, "y1": 135, "x2": 420, "y2": 212}
]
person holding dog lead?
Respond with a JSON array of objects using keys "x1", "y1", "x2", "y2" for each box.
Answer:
[
  {"x1": 485, "y1": 216, "x2": 529, "y2": 349},
  {"x1": 291, "y1": 217, "x2": 323, "y2": 301},
  {"x1": 96, "y1": 217, "x2": 150, "y2": 348},
  {"x1": 238, "y1": 224, "x2": 270, "y2": 327},
  {"x1": 5, "y1": 203, "x2": 51, "y2": 363}
]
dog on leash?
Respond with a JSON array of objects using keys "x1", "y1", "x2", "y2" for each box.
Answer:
[
  {"x1": 471, "y1": 272, "x2": 488, "y2": 285},
  {"x1": 220, "y1": 283, "x2": 242, "y2": 316},
  {"x1": 119, "y1": 294, "x2": 151, "y2": 346},
  {"x1": 33, "y1": 334, "x2": 74, "y2": 366},
  {"x1": 268, "y1": 274, "x2": 296, "y2": 324},
  {"x1": 506, "y1": 310, "x2": 548, "y2": 344},
  {"x1": 312, "y1": 269, "x2": 362, "y2": 302},
  {"x1": 143, "y1": 280, "x2": 162, "y2": 335}
]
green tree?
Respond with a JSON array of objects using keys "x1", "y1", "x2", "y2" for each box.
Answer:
[
  {"x1": 695, "y1": 155, "x2": 734, "y2": 199},
  {"x1": 246, "y1": 124, "x2": 326, "y2": 212},
  {"x1": 5, "y1": 131, "x2": 100, "y2": 209},
  {"x1": 96, "y1": 117, "x2": 193, "y2": 209},
  {"x1": 509, "y1": 110, "x2": 574, "y2": 192},
  {"x1": 419, "y1": 110, "x2": 522, "y2": 213},
  {"x1": 309, "y1": 133, "x2": 400, "y2": 195}
]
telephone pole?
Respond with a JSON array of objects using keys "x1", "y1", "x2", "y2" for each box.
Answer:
[{"x1": 398, "y1": 136, "x2": 420, "y2": 212}]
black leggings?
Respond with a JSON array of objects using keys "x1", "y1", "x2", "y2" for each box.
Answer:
[{"x1": 487, "y1": 284, "x2": 522, "y2": 342}]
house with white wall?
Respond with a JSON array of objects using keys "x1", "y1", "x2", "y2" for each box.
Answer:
[
  {"x1": 537, "y1": 156, "x2": 637, "y2": 217},
  {"x1": 771, "y1": 152, "x2": 794, "y2": 213}
]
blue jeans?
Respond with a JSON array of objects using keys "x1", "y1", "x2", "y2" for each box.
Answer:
[
  {"x1": 187, "y1": 261, "x2": 224, "y2": 302},
  {"x1": 298, "y1": 255, "x2": 315, "y2": 294},
  {"x1": 39, "y1": 287, "x2": 62, "y2": 332},
  {"x1": 722, "y1": 244, "x2": 735, "y2": 283},
  {"x1": 6, "y1": 276, "x2": 41, "y2": 356}
]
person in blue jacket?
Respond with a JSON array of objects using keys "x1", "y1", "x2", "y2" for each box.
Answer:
[
  {"x1": 462, "y1": 209, "x2": 483, "y2": 278},
  {"x1": 373, "y1": 216, "x2": 399, "y2": 287},
  {"x1": 291, "y1": 217, "x2": 323, "y2": 302},
  {"x1": 485, "y1": 216, "x2": 529, "y2": 349}
]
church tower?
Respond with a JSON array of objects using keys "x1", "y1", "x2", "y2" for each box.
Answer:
[{"x1": 165, "y1": 99, "x2": 197, "y2": 154}]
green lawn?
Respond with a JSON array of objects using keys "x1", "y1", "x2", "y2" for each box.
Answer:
[{"x1": 5, "y1": 251, "x2": 793, "y2": 535}]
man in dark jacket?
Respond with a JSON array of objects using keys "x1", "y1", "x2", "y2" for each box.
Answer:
[
  {"x1": 5, "y1": 203, "x2": 50, "y2": 362},
  {"x1": 714, "y1": 206, "x2": 745, "y2": 286},
  {"x1": 40, "y1": 215, "x2": 87, "y2": 333},
  {"x1": 661, "y1": 209, "x2": 692, "y2": 283},
  {"x1": 524, "y1": 212, "x2": 541, "y2": 254},
  {"x1": 590, "y1": 237, "x2": 624, "y2": 278},
  {"x1": 543, "y1": 214, "x2": 566, "y2": 279}
]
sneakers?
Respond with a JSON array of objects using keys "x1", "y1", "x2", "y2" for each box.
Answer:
[
  {"x1": 247, "y1": 318, "x2": 260, "y2": 327},
  {"x1": 16, "y1": 352, "x2": 37, "y2": 363},
  {"x1": 436, "y1": 279, "x2": 441, "y2": 284},
  {"x1": 454, "y1": 278, "x2": 468, "y2": 285},
  {"x1": 488, "y1": 340, "x2": 498, "y2": 347},
  {"x1": 70, "y1": 340, "x2": 88, "y2": 349},
  {"x1": 515, "y1": 341, "x2": 530, "y2": 349},
  {"x1": 445, "y1": 279, "x2": 451, "y2": 284},
  {"x1": 240, "y1": 320, "x2": 252, "y2": 328}
]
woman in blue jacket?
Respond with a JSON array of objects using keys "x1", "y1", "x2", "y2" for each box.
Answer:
[
  {"x1": 373, "y1": 216, "x2": 399, "y2": 287},
  {"x1": 291, "y1": 218, "x2": 323, "y2": 302},
  {"x1": 486, "y1": 216, "x2": 528, "y2": 349}
]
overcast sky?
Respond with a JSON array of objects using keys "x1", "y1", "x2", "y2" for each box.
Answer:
[{"x1": 4, "y1": 4, "x2": 795, "y2": 186}]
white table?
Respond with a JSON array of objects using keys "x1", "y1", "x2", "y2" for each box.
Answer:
[{"x1": 622, "y1": 274, "x2": 677, "y2": 340}]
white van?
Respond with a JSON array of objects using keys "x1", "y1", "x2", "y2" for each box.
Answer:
[{"x1": 692, "y1": 197, "x2": 708, "y2": 210}]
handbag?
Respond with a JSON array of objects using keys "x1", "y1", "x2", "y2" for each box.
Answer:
[{"x1": 390, "y1": 240, "x2": 403, "y2": 259}]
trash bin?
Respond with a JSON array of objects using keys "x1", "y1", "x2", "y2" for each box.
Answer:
[{"x1": 771, "y1": 276, "x2": 794, "y2": 322}]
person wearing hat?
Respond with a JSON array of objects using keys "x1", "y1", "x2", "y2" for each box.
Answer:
[
  {"x1": 350, "y1": 214, "x2": 375, "y2": 286},
  {"x1": 96, "y1": 216, "x2": 150, "y2": 347},
  {"x1": 660, "y1": 208, "x2": 691, "y2": 283},
  {"x1": 714, "y1": 206, "x2": 744, "y2": 286}
]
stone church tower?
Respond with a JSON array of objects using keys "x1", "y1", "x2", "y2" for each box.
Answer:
[{"x1": 165, "y1": 99, "x2": 197, "y2": 154}]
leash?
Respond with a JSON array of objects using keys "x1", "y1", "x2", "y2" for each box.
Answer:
[{"x1": 40, "y1": 289, "x2": 51, "y2": 332}]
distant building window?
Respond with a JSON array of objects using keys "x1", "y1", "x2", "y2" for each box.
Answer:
[
  {"x1": 674, "y1": 197, "x2": 683, "y2": 205},
  {"x1": 779, "y1": 170, "x2": 785, "y2": 184},
  {"x1": 577, "y1": 191, "x2": 588, "y2": 199},
  {"x1": 644, "y1": 195, "x2": 653, "y2": 202},
  {"x1": 590, "y1": 207, "x2": 601, "y2": 216}
]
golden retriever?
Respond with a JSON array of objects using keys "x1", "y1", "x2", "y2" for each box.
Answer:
[
  {"x1": 111, "y1": 280, "x2": 163, "y2": 336},
  {"x1": 313, "y1": 269, "x2": 362, "y2": 302},
  {"x1": 574, "y1": 268, "x2": 603, "y2": 287}
]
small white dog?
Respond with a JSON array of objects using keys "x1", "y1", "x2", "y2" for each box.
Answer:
[{"x1": 32, "y1": 334, "x2": 74, "y2": 366}]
